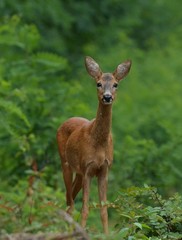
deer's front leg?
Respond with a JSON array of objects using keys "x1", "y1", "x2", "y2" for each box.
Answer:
[
  {"x1": 81, "y1": 172, "x2": 91, "y2": 228},
  {"x1": 98, "y1": 162, "x2": 109, "y2": 234}
]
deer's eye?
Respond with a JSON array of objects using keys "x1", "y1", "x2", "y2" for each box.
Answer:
[
  {"x1": 97, "y1": 82, "x2": 102, "y2": 88},
  {"x1": 113, "y1": 83, "x2": 118, "y2": 88}
]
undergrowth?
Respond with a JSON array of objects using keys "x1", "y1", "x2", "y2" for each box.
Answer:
[{"x1": 0, "y1": 174, "x2": 182, "y2": 240}]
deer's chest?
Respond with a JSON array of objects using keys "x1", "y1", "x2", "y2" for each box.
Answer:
[
  {"x1": 81, "y1": 139, "x2": 113, "y2": 172},
  {"x1": 82, "y1": 146, "x2": 111, "y2": 177},
  {"x1": 66, "y1": 128, "x2": 113, "y2": 174}
]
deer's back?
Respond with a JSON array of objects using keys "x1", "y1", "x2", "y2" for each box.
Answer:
[
  {"x1": 59, "y1": 117, "x2": 90, "y2": 137},
  {"x1": 57, "y1": 117, "x2": 90, "y2": 160}
]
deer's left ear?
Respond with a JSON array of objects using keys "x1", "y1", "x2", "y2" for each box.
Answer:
[{"x1": 113, "y1": 60, "x2": 132, "y2": 82}]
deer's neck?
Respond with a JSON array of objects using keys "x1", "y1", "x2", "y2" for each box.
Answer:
[{"x1": 92, "y1": 102, "x2": 112, "y2": 145}]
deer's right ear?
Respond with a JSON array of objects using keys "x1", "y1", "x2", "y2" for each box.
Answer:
[{"x1": 85, "y1": 56, "x2": 102, "y2": 79}]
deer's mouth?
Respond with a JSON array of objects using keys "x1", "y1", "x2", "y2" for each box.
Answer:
[{"x1": 102, "y1": 96, "x2": 113, "y2": 104}]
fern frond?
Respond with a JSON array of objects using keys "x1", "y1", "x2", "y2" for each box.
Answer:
[
  {"x1": 0, "y1": 100, "x2": 30, "y2": 128},
  {"x1": 32, "y1": 52, "x2": 67, "y2": 69}
]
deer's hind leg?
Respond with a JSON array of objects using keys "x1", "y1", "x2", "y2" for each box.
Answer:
[
  {"x1": 57, "y1": 127, "x2": 75, "y2": 214},
  {"x1": 61, "y1": 161, "x2": 74, "y2": 214},
  {"x1": 72, "y1": 174, "x2": 83, "y2": 200}
]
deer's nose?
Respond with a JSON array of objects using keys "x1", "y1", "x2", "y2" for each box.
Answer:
[{"x1": 103, "y1": 94, "x2": 112, "y2": 103}]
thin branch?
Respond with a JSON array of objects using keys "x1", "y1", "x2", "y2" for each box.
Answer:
[
  {"x1": 58, "y1": 210, "x2": 89, "y2": 240},
  {"x1": 0, "y1": 210, "x2": 89, "y2": 240}
]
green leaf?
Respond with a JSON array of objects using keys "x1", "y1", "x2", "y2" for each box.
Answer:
[
  {"x1": 141, "y1": 223, "x2": 152, "y2": 230},
  {"x1": 134, "y1": 222, "x2": 143, "y2": 230},
  {"x1": 120, "y1": 213, "x2": 132, "y2": 219},
  {"x1": 25, "y1": 170, "x2": 40, "y2": 177},
  {"x1": 92, "y1": 202, "x2": 97, "y2": 208},
  {"x1": 119, "y1": 227, "x2": 130, "y2": 237}
]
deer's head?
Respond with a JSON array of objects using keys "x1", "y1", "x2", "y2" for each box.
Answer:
[{"x1": 85, "y1": 56, "x2": 132, "y2": 105}]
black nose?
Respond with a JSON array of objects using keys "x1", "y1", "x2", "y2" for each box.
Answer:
[{"x1": 103, "y1": 94, "x2": 112, "y2": 103}]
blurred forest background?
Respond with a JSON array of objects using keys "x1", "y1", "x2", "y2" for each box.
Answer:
[{"x1": 0, "y1": 0, "x2": 182, "y2": 239}]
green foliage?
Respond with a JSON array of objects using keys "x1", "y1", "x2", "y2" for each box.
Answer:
[
  {"x1": 110, "y1": 134, "x2": 182, "y2": 197},
  {"x1": 0, "y1": 1, "x2": 182, "y2": 238},
  {"x1": 1, "y1": 184, "x2": 181, "y2": 239},
  {"x1": 0, "y1": 16, "x2": 85, "y2": 186},
  {"x1": 1, "y1": 0, "x2": 181, "y2": 56},
  {"x1": 111, "y1": 186, "x2": 182, "y2": 240},
  {"x1": 0, "y1": 175, "x2": 66, "y2": 234}
]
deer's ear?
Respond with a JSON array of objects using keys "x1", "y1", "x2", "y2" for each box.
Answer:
[
  {"x1": 85, "y1": 56, "x2": 102, "y2": 79},
  {"x1": 113, "y1": 60, "x2": 132, "y2": 81}
]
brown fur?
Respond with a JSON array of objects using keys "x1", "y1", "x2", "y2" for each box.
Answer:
[{"x1": 57, "y1": 56, "x2": 131, "y2": 234}]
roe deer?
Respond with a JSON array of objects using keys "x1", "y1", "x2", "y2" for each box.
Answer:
[{"x1": 57, "y1": 56, "x2": 131, "y2": 234}]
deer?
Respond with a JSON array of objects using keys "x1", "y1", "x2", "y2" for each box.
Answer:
[{"x1": 57, "y1": 56, "x2": 131, "y2": 234}]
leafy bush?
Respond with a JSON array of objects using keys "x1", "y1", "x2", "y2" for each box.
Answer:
[
  {"x1": 1, "y1": 183, "x2": 182, "y2": 240},
  {"x1": 111, "y1": 135, "x2": 182, "y2": 197},
  {"x1": 111, "y1": 186, "x2": 182, "y2": 240},
  {"x1": 0, "y1": 178, "x2": 65, "y2": 234}
]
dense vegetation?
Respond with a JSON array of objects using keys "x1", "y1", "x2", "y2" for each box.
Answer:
[{"x1": 0, "y1": 1, "x2": 182, "y2": 239}]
